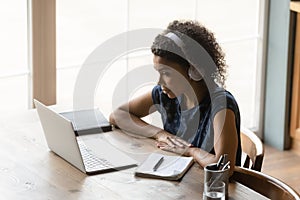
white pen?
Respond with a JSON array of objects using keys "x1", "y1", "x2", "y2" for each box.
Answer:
[
  {"x1": 153, "y1": 156, "x2": 164, "y2": 171},
  {"x1": 221, "y1": 161, "x2": 230, "y2": 171}
]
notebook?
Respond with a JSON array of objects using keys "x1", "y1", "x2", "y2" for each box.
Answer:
[
  {"x1": 34, "y1": 99, "x2": 138, "y2": 175},
  {"x1": 135, "y1": 153, "x2": 194, "y2": 181}
]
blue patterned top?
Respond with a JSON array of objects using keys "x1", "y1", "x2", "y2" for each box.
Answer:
[{"x1": 152, "y1": 85, "x2": 241, "y2": 166}]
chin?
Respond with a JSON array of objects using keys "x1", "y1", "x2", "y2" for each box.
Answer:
[
  {"x1": 167, "y1": 93, "x2": 176, "y2": 99},
  {"x1": 162, "y1": 89, "x2": 177, "y2": 99}
]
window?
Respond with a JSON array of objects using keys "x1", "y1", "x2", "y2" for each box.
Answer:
[
  {"x1": 56, "y1": 0, "x2": 267, "y2": 132},
  {"x1": 0, "y1": 1, "x2": 28, "y2": 111}
]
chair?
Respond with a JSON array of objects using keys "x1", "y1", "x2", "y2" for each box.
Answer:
[
  {"x1": 240, "y1": 127, "x2": 264, "y2": 171},
  {"x1": 231, "y1": 166, "x2": 300, "y2": 200}
]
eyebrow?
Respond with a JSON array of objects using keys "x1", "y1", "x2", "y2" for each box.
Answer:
[{"x1": 155, "y1": 65, "x2": 172, "y2": 72}]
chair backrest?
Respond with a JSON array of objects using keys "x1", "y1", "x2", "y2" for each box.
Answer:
[
  {"x1": 231, "y1": 166, "x2": 300, "y2": 200},
  {"x1": 240, "y1": 127, "x2": 264, "y2": 171}
]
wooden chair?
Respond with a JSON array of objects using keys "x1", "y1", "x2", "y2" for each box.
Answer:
[
  {"x1": 240, "y1": 127, "x2": 264, "y2": 171},
  {"x1": 231, "y1": 166, "x2": 300, "y2": 200}
]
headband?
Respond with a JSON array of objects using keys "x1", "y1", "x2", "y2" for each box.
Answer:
[
  {"x1": 164, "y1": 32, "x2": 203, "y2": 81},
  {"x1": 164, "y1": 32, "x2": 184, "y2": 48}
]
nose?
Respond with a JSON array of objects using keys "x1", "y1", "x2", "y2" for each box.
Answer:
[{"x1": 157, "y1": 75, "x2": 164, "y2": 85}]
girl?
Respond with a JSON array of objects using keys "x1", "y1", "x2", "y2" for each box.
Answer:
[{"x1": 109, "y1": 20, "x2": 241, "y2": 170}]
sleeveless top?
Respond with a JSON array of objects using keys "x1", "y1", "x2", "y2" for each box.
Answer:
[{"x1": 152, "y1": 85, "x2": 241, "y2": 166}]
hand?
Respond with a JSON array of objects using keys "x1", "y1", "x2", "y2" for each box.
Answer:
[{"x1": 154, "y1": 130, "x2": 192, "y2": 155}]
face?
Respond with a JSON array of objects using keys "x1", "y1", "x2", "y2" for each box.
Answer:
[{"x1": 153, "y1": 55, "x2": 190, "y2": 99}]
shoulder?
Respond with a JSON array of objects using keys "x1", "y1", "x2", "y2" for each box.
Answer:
[
  {"x1": 152, "y1": 85, "x2": 162, "y2": 98},
  {"x1": 210, "y1": 87, "x2": 239, "y2": 115},
  {"x1": 152, "y1": 85, "x2": 162, "y2": 104},
  {"x1": 152, "y1": 85, "x2": 172, "y2": 105},
  {"x1": 211, "y1": 87, "x2": 238, "y2": 105}
]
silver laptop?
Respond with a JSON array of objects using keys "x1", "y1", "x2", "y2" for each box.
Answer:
[{"x1": 34, "y1": 99, "x2": 138, "y2": 175}]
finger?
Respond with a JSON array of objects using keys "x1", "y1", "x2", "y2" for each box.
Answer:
[
  {"x1": 160, "y1": 145, "x2": 186, "y2": 155},
  {"x1": 177, "y1": 138, "x2": 192, "y2": 147},
  {"x1": 159, "y1": 145, "x2": 174, "y2": 152},
  {"x1": 169, "y1": 137, "x2": 190, "y2": 147},
  {"x1": 168, "y1": 135, "x2": 191, "y2": 146},
  {"x1": 156, "y1": 141, "x2": 167, "y2": 148},
  {"x1": 170, "y1": 138, "x2": 184, "y2": 147},
  {"x1": 165, "y1": 136, "x2": 176, "y2": 147}
]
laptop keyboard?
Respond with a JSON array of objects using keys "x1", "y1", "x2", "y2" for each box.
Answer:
[{"x1": 78, "y1": 140, "x2": 113, "y2": 171}]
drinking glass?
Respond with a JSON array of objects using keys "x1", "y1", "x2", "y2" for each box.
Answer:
[
  {"x1": 203, "y1": 181, "x2": 225, "y2": 200},
  {"x1": 204, "y1": 163, "x2": 229, "y2": 197}
]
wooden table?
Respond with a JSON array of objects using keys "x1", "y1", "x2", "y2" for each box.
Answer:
[{"x1": 0, "y1": 109, "x2": 269, "y2": 200}]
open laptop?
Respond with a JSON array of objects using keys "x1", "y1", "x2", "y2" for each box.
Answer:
[{"x1": 34, "y1": 99, "x2": 138, "y2": 175}]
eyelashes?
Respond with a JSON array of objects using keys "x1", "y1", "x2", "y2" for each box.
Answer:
[{"x1": 160, "y1": 70, "x2": 171, "y2": 76}]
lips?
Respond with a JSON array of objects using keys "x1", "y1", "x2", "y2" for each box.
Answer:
[
  {"x1": 161, "y1": 86, "x2": 170, "y2": 94},
  {"x1": 162, "y1": 89, "x2": 169, "y2": 94},
  {"x1": 161, "y1": 86, "x2": 176, "y2": 99}
]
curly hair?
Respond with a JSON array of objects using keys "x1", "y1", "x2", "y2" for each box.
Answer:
[{"x1": 151, "y1": 20, "x2": 227, "y2": 87}]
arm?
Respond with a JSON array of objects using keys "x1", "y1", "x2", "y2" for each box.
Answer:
[
  {"x1": 158, "y1": 109, "x2": 238, "y2": 171},
  {"x1": 109, "y1": 91, "x2": 192, "y2": 147},
  {"x1": 189, "y1": 109, "x2": 238, "y2": 170},
  {"x1": 109, "y1": 91, "x2": 163, "y2": 138}
]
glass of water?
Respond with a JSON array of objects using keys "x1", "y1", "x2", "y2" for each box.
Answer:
[{"x1": 203, "y1": 181, "x2": 225, "y2": 200}]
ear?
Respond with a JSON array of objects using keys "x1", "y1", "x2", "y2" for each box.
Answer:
[{"x1": 188, "y1": 66, "x2": 203, "y2": 81}]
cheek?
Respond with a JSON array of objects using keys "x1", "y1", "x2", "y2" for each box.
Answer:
[
  {"x1": 170, "y1": 74, "x2": 188, "y2": 87},
  {"x1": 169, "y1": 80, "x2": 185, "y2": 94},
  {"x1": 172, "y1": 77, "x2": 191, "y2": 94},
  {"x1": 163, "y1": 72, "x2": 189, "y2": 91}
]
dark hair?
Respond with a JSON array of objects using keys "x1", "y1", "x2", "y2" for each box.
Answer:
[{"x1": 151, "y1": 20, "x2": 227, "y2": 87}]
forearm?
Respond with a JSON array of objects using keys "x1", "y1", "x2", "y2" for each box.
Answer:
[
  {"x1": 187, "y1": 147, "x2": 236, "y2": 175},
  {"x1": 187, "y1": 147, "x2": 218, "y2": 168},
  {"x1": 109, "y1": 108, "x2": 163, "y2": 139}
]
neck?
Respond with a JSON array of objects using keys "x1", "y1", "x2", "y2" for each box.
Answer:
[{"x1": 181, "y1": 81, "x2": 209, "y2": 110}]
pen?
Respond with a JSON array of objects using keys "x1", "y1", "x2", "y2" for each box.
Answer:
[
  {"x1": 221, "y1": 161, "x2": 230, "y2": 171},
  {"x1": 153, "y1": 156, "x2": 164, "y2": 171},
  {"x1": 216, "y1": 155, "x2": 224, "y2": 170}
]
